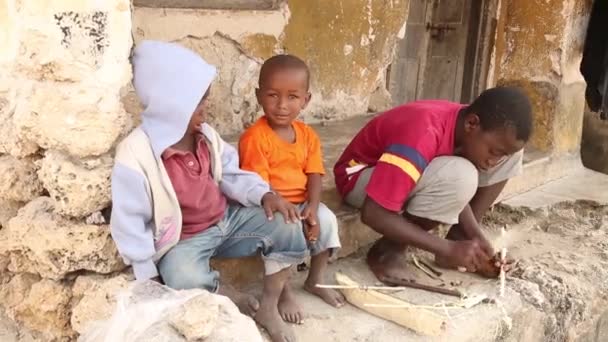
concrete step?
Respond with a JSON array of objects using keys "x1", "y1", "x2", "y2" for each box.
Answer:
[{"x1": 216, "y1": 115, "x2": 584, "y2": 287}]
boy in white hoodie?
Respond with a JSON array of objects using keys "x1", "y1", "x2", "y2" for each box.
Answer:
[{"x1": 111, "y1": 41, "x2": 306, "y2": 342}]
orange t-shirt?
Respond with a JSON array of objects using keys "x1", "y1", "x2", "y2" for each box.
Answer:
[{"x1": 238, "y1": 117, "x2": 325, "y2": 203}]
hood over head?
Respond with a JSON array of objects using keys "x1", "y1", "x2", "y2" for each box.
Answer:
[{"x1": 132, "y1": 40, "x2": 216, "y2": 157}]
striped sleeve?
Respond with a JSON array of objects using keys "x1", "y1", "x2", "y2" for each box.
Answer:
[{"x1": 365, "y1": 143, "x2": 431, "y2": 212}]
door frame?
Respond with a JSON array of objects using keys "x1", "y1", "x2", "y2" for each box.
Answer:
[
  {"x1": 387, "y1": 0, "x2": 498, "y2": 104},
  {"x1": 460, "y1": 0, "x2": 499, "y2": 102}
]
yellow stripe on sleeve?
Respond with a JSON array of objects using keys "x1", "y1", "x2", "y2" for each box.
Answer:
[{"x1": 378, "y1": 153, "x2": 421, "y2": 182}]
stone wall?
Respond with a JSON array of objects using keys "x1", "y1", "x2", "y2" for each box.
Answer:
[
  {"x1": 492, "y1": 0, "x2": 591, "y2": 155},
  {"x1": 0, "y1": 0, "x2": 133, "y2": 340},
  {"x1": 132, "y1": 0, "x2": 409, "y2": 135}
]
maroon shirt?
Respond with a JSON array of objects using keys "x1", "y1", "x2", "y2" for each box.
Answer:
[
  {"x1": 333, "y1": 100, "x2": 461, "y2": 212},
  {"x1": 162, "y1": 135, "x2": 226, "y2": 240}
]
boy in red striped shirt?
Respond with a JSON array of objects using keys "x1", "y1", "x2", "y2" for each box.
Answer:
[{"x1": 334, "y1": 87, "x2": 532, "y2": 281}]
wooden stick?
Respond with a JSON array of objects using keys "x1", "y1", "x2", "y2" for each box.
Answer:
[
  {"x1": 363, "y1": 303, "x2": 461, "y2": 310},
  {"x1": 381, "y1": 275, "x2": 463, "y2": 298},
  {"x1": 412, "y1": 255, "x2": 440, "y2": 280},
  {"x1": 335, "y1": 273, "x2": 446, "y2": 336},
  {"x1": 318, "y1": 281, "x2": 462, "y2": 298},
  {"x1": 317, "y1": 284, "x2": 412, "y2": 291},
  {"x1": 419, "y1": 258, "x2": 443, "y2": 277},
  {"x1": 499, "y1": 226, "x2": 507, "y2": 297}
]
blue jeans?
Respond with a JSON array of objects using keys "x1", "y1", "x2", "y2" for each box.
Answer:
[
  {"x1": 296, "y1": 202, "x2": 341, "y2": 256},
  {"x1": 158, "y1": 203, "x2": 307, "y2": 291}
]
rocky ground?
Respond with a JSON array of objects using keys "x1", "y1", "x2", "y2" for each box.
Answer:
[
  {"x1": 2, "y1": 199, "x2": 606, "y2": 342},
  {"x1": 2, "y1": 167, "x2": 608, "y2": 342}
]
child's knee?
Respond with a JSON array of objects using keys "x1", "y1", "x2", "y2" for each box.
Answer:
[
  {"x1": 268, "y1": 213, "x2": 308, "y2": 250},
  {"x1": 161, "y1": 268, "x2": 218, "y2": 291},
  {"x1": 406, "y1": 156, "x2": 478, "y2": 225},
  {"x1": 312, "y1": 203, "x2": 341, "y2": 254},
  {"x1": 440, "y1": 157, "x2": 479, "y2": 204},
  {"x1": 317, "y1": 203, "x2": 338, "y2": 235}
]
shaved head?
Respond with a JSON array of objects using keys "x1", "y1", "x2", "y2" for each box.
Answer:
[{"x1": 259, "y1": 54, "x2": 310, "y2": 90}]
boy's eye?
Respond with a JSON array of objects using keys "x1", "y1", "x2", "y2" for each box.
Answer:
[
  {"x1": 268, "y1": 93, "x2": 278, "y2": 98},
  {"x1": 289, "y1": 95, "x2": 298, "y2": 99}
]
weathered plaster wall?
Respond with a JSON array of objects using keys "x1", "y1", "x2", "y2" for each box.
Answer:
[
  {"x1": 492, "y1": 0, "x2": 590, "y2": 154},
  {"x1": 132, "y1": 0, "x2": 408, "y2": 134},
  {"x1": 0, "y1": 0, "x2": 132, "y2": 340}
]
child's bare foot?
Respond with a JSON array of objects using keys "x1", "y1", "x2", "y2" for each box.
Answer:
[
  {"x1": 366, "y1": 238, "x2": 411, "y2": 282},
  {"x1": 278, "y1": 284, "x2": 303, "y2": 324},
  {"x1": 304, "y1": 281, "x2": 345, "y2": 308},
  {"x1": 255, "y1": 303, "x2": 296, "y2": 342},
  {"x1": 218, "y1": 285, "x2": 260, "y2": 317}
]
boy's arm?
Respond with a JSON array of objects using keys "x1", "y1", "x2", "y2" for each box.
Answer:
[
  {"x1": 219, "y1": 138, "x2": 271, "y2": 206},
  {"x1": 305, "y1": 174, "x2": 322, "y2": 210},
  {"x1": 221, "y1": 141, "x2": 299, "y2": 221},
  {"x1": 238, "y1": 131, "x2": 271, "y2": 183},
  {"x1": 361, "y1": 198, "x2": 451, "y2": 256},
  {"x1": 458, "y1": 180, "x2": 508, "y2": 255},
  {"x1": 110, "y1": 163, "x2": 158, "y2": 280},
  {"x1": 304, "y1": 128, "x2": 325, "y2": 210},
  {"x1": 361, "y1": 197, "x2": 486, "y2": 272}
]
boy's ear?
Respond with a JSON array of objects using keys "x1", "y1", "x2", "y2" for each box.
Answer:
[
  {"x1": 302, "y1": 92, "x2": 312, "y2": 109},
  {"x1": 464, "y1": 112, "x2": 480, "y2": 133}
]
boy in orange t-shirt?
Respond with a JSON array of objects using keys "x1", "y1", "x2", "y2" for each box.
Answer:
[{"x1": 239, "y1": 55, "x2": 343, "y2": 323}]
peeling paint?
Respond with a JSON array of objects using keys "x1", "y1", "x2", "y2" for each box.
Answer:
[
  {"x1": 132, "y1": 5, "x2": 290, "y2": 44},
  {"x1": 132, "y1": 0, "x2": 408, "y2": 132},
  {"x1": 397, "y1": 20, "x2": 407, "y2": 39},
  {"x1": 495, "y1": 0, "x2": 591, "y2": 154},
  {"x1": 343, "y1": 44, "x2": 353, "y2": 56},
  {"x1": 544, "y1": 34, "x2": 557, "y2": 42}
]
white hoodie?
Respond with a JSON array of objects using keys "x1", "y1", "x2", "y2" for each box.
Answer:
[{"x1": 110, "y1": 41, "x2": 271, "y2": 280}]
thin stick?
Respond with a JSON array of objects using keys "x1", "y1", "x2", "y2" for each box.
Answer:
[
  {"x1": 499, "y1": 226, "x2": 507, "y2": 297},
  {"x1": 363, "y1": 303, "x2": 461, "y2": 310},
  {"x1": 317, "y1": 284, "x2": 419, "y2": 291},
  {"x1": 412, "y1": 255, "x2": 440, "y2": 280},
  {"x1": 381, "y1": 276, "x2": 464, "y2": 298},
  {"x1": 419, "y1": 259, "x2": 443, "y2": 277},
  {"x1": 319, "y1": 282, "x2": 463, "y2": 298}
]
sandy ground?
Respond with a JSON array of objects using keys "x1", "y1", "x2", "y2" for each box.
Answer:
[{"x1": 254, "y1": 169, "x2": 608, "y2": 341}]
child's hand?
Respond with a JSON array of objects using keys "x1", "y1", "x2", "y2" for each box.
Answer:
[
  {"x1": 300, "y1": 205, "x2": 320, "y2": 242},
  {"x1": 478, "y1": 235, "x2": 495, "y2": 257},
  {"x1": 303, "y1": 220, "x2": 320, "y2": 242},
  {"x1": 261, "y1": 192, "x2": 300, "y2": 223},
  {"x1": 446, "y1": 239, "x2": 491, "y2": 273},
  {"x1": 301, "y1": 206, "x2": 320, "y2": 242}
]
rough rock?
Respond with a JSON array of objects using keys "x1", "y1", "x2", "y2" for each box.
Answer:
[
  {"x1": 13, "y1": 0, "x2": 133, "y2": 86},
  {"x1": 79, "y1": 281, "x2": 263, "y2": 342},
  {"x1": 169, "y1": 295, "x2": 219, "y2": 341},
  {"x1": 0, "y1": 197, "x2": 124, "y2": 279},
  {"x1": 71, "y1": 274, "x2": 132, "y2": 335},
  {"x1": 0, "y1": 155, "x2": 43, "y2": 202},
  {"x1": 178, "y1": 35, "x2": 261, "y2": 135},
  {"x1": 367, "y1": 82, "x2": 393, "y2": 113},
  {"x1": 0, "y1": 200, "x2": 23, "y2": 229},
  {"x1": 13, "y1": 82, "x2": 129, "y2": 158},
  {"x1": 37, "y1": 150, "x2": 112, "y2": 217},
  {"x1": 486, "y1": 201, "x2": 608, "y2": 341},
  {"x1": 0, "y1": 88, "x2": 38, "y2": 157},
  {"x1": 0, "y1": 275, "x2": 73, "y2": 340}
]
